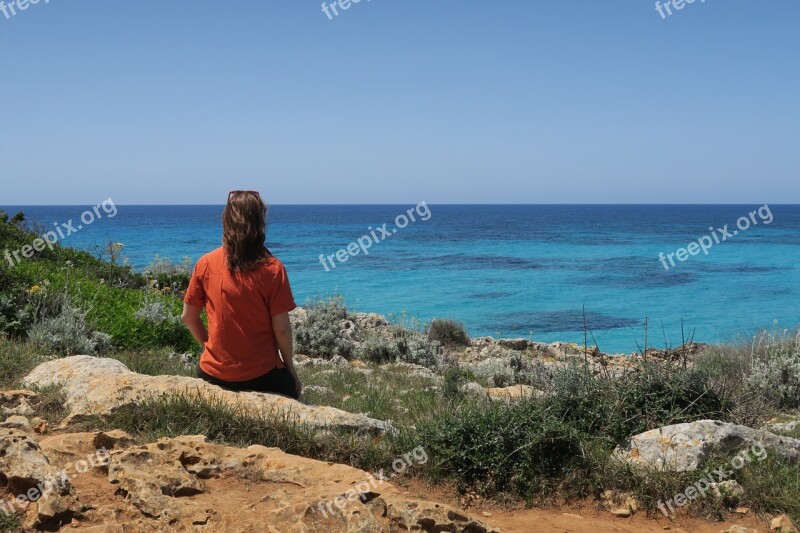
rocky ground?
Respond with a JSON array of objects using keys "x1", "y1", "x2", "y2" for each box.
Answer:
[
  {"x1": 2, "y1": 355, "x2": 799, "y2": 532},
  {"x1": 0, "y1": 425, "x2": 495, "y2": 532},
  {"x1": 1, "y1": 310, "x2": 798, "y2": 532}
]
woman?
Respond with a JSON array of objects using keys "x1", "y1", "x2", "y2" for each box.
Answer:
[{"x1": 181, "y1": 190, "x2": 302, "y2": 399}]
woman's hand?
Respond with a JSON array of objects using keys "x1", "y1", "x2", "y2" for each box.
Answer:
[
  {"x1": 287, "y1": 365, "x2": 303, "y2": 398},
  {"x1": 272, "y1": 312, "x2": 303, "y2": 399}
]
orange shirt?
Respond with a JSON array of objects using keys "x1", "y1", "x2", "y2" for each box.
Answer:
[{"x1": 184, "y1": 247, "x2": 297, "y2": 382}]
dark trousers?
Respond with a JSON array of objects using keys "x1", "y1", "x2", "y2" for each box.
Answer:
[{"x1": 197, "y1": 365, "x2": 299, "y2": 399}]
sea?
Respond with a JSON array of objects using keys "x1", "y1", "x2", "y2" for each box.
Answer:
[{"x1": 3, "y1": 204, "x2": 799, "y2": 354}]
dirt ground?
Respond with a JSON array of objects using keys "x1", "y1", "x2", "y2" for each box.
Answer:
[
  {"x1": 399, "y1": 478, "x2": 770, "y2": 533},
  {"x1": 0, "y1": 458, "x2": 770, "y2": 532}
]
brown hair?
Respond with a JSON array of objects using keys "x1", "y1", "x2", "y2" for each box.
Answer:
[{"x1": 222, "y1": 191, "x2": 270, "y2": 272}]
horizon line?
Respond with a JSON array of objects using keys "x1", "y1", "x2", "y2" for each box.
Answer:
[{"x1": 1, "y1": 202, "x2": 794, "y2": 208}]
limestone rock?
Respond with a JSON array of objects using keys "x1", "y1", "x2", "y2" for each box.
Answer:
[
  {"x1": 1, "y1": 415, "x2": 33, "y2": 433},
  {"x1": 711, "y1": 480, "x2": 744, "y2": 502},
  {"x1": 108, "y1": 443, "x2": 208, "y2": 523},
  {"x1": 39, "y1": 430, "x2": 134, "y2": 464},
  {"x1": 771, "y1": 514, "x2": 799, "y2": 532},
  {"x1": 0, "y1": 390, "x2": 38, "y2": 417},
  {"x1": 613, "y1": 420, "x2": 800, "y2": 471},
  {"x1": 23, "y1": 356, "x2": 390, "y2": 434},
  {"x1": 601, "y1": 489, "x2": 639, "y2": 518},
  {"x1": 89, "y1": 434, "x2": 499, "y2": 532},
  {"x1": 766, "y1": 420, "x2": 800, "y2": 433},
  {"x1": 459, "y1": 382, "x2": 490, "y2": 398},
  {"x1": 0, "y1": 428, "x2": 83, "y2": 529},
  {"x1": 0, "y1": 428, "x2": 53, "y2": 492}
]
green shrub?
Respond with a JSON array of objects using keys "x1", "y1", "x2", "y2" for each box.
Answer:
[
  {"x1": 0, "y1": 512, "x2": 21, "y2": 532},
  {"x1": 442, "y1": 366, "x2": 476, "y2": 399},
  {"x1": 359, "y1": 327, "x2": 440, "y2": 367},
  {"x1": 543, "y1": 361, "x2": 728, "y2": 444},
  {"x1": 0, "y1": 293, "x2": 33, "y2": 337},
  {"x1": 134, "y1": 293, "x2": 182, "y2": 325},
  {"x1": 696, "y1": 330, "x2": 800, "y2": 419},
  {"x1": 427, "y1": 318, "x2": 470, "y2": 347},
  {"x1": 75, "y1": 282, "x2": 195, "y2": 352},
  {"x1": 143, "y1": 254, "x2": 192, "y2": 291},
  {"x1": 470, "y1": 353, "x2": 551, "y2": 388},
  {"x1": 293, "y1": 296, "x2": 355, "y2": 359},
  {"x1": 419, "y1": 399, "x2": 590, "y2": 497},
  {"x1": 744, "y1": 331, "x2": 800, "y2": 410},
  {"x1": 0, "y1": 336, "x2": 48, "y2": 388},
  {"x1": 28, "y1": 300, "x2": 112, "y2": 356}
]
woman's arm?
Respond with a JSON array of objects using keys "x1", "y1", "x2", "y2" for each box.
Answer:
[
  {"x1": 181, "y1": 302, "x2": 208, "y2": 346},
  {"x1": 272, "y1": 312, "x2": 302, "y2": 397}
]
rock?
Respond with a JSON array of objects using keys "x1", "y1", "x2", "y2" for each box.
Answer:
[
  {"x1": 0, "y1": 428, "x2": 83, "y2": 528},
  {"x1": 602, "y1": 489, "x2": 639, "y2": 518},
  {"x1": 23, "y1": 356, "x2": 391, "y2": 434},
  {"x1": 330, "y1": 355, "x2": 350, "y2": 368},
  {"x1": 88, "y1": 434, "x2": 499, "y2": 532},
  {"x1": 39, "y1": 430, "x2": 134, "y2": 464},
  {"x1": 1, "y1": 415, "x2": 33, "y2": 433},
  {"x1": 108, "y1": 441, "x2": 208, "y2": 523},
  {"x1": 303, "y1": 385, "x2": 334, "y2": 396},
  {"x1": 766, "y1": 421, "x2": 800, "y2": 433},
  {"x1": 721, "y1": 527, "x2": 759, "y2": 533},
  {"x1": 710, "y1": 480, "x2": 744, "y2": 502},
  {"x1": 646, "y1": 343, "x2": 708, "y2": 362},
  {"x1": 353, "y1": 312, "x2": 390, "y2": 331},
  {"x1": 613, "y1": 420, "x2": 800, "y2": 471},
  {"x1": 289, "y1": 306, "x2": 308, "y2": 328},
  {"x1": 487, "y1": 384, "x2": 542, "y2": 402},
  {"x1": 0, "y1": 428, "x2": 53, "y2": 491},
  {"x1": 0, "y1": 390, "x2": 38, "y2": 417},
  {"x1": 30, "y1": 416, "x2": 49, "y2": 434},
  {"x1": 771, "y1": 514, "x2": 799, "y2": 532},
  {"x1": 496, "y1": 338, "x2": 533, "y2": 351},
  {"x1": 459, "y1": 382, "x2": 489, "y2": 398}
]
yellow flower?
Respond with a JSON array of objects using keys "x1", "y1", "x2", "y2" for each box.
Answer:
[{"x1": 28, "y1": 284, "x2": 42, "y2": 294}]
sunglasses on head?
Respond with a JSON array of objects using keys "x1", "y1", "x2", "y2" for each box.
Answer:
[{"x1": 228, "y1": 190, "x2": 262, "y2": 200}]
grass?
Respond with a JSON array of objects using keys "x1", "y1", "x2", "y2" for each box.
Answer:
[
  {"x1": 0, "y1": 335, "x2": 49, "y2": 389},
  {"x1": 0, "y1": 513, "x2": 21, "y2": 533},
  {"x1": 299, "y1": 362, "x2": 455, "y2": 427},
  {"x1": 79, "y1": 391, "x2": 399, "y2": 473}
]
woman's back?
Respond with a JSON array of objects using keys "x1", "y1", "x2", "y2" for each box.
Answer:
[{"x1": 185, "y1": 246, "x2": 296, "y2": 382}]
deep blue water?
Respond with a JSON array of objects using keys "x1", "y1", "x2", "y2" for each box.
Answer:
[{"x1": 3, "y1": 204, "x2": 799, "y2": 353}]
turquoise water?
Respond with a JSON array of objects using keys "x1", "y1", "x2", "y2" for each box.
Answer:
[{"x1": 4, "y1": 204, "x2": 799, "y2": 353}]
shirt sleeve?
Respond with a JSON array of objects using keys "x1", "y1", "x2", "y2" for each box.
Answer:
[
  {"x1": 267, "y1": 262, "x2": 297, "y2": 316},
  {"x1": 184, "y1": 258, "x2": 207, "y2": 308}
]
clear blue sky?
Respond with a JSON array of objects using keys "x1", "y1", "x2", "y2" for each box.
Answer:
[{"x1": 1, "y1": 0, "x2": 798, "y2": 204}]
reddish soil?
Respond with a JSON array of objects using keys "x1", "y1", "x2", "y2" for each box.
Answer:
[{"x1": 397, "y1": 478, "x2": 770, "y2": 533}]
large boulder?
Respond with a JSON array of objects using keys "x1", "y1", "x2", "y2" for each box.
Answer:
[
  {"x1": 613, "y1": 420, "x2": 800, "y2": 472},
  {"x1": 23, "y1": 356, "x2": 391, "y2": 434}
]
